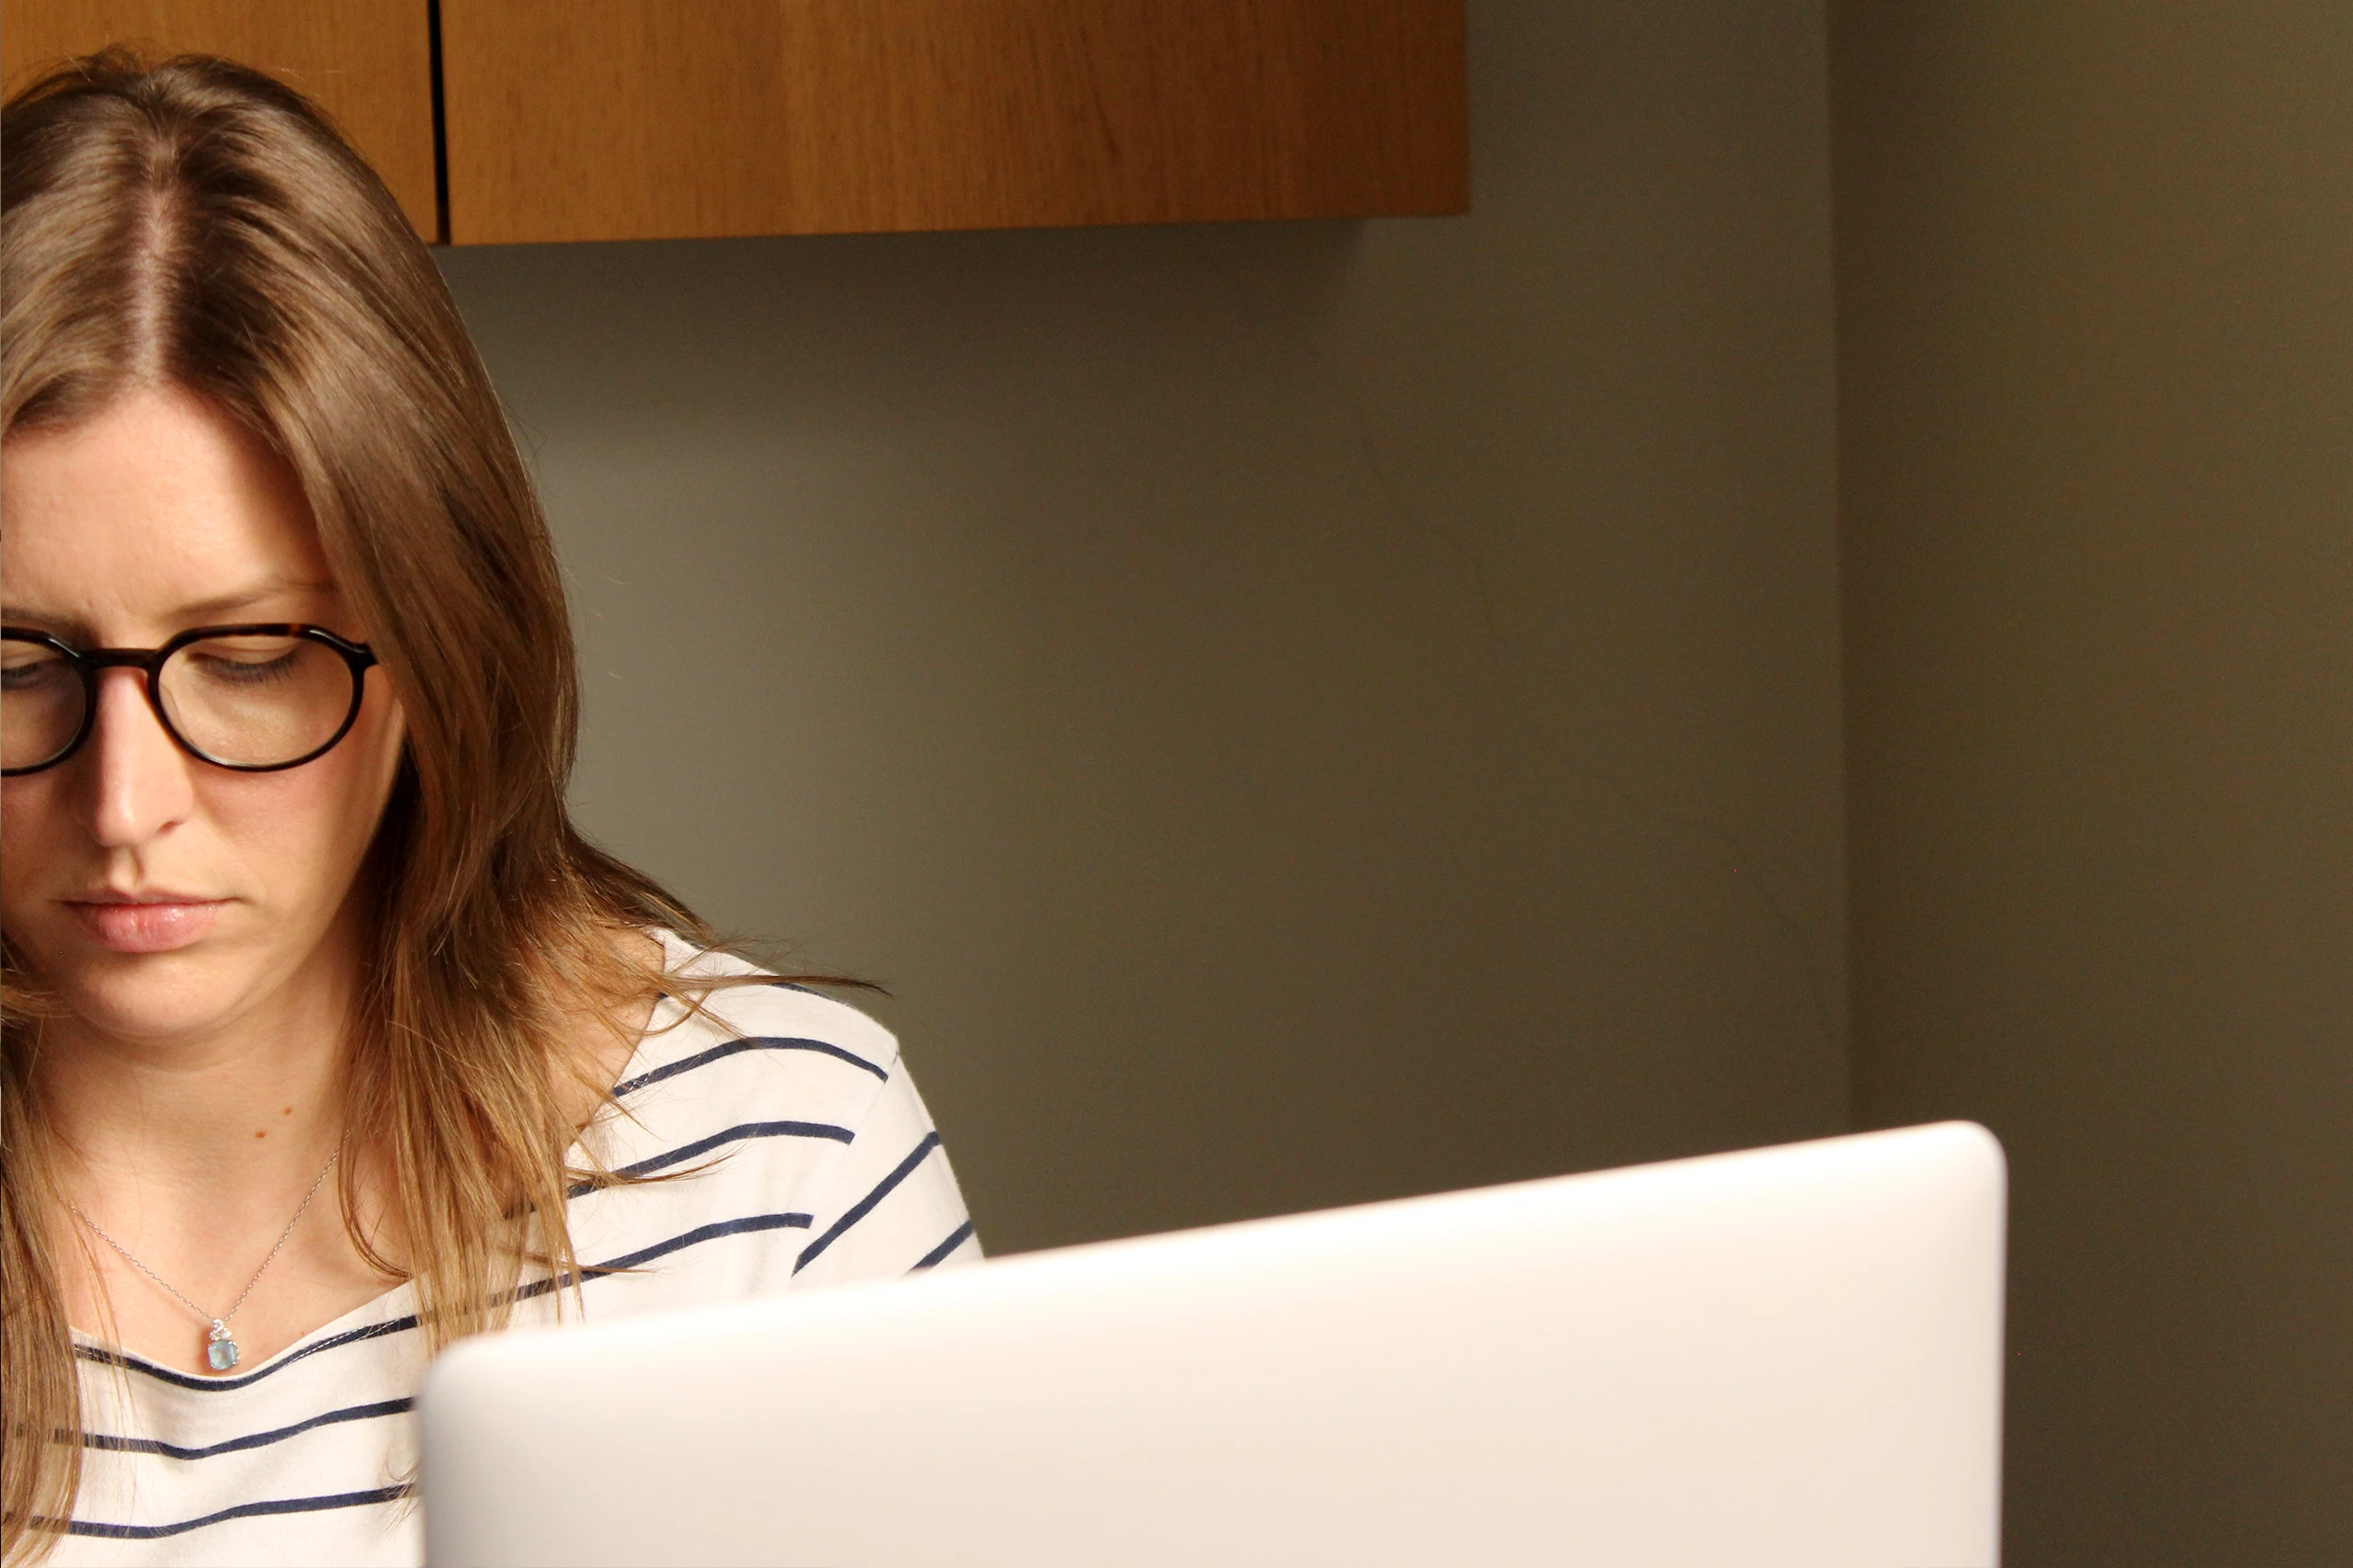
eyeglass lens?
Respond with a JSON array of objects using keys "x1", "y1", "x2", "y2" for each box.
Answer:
[{"x1": 2, "y1": 633, "x2": 361, "y2": 771}]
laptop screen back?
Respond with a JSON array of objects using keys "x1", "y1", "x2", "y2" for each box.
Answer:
[{"x1": 423, "y1": 1121, "x2": 2005, "y2": 1567}]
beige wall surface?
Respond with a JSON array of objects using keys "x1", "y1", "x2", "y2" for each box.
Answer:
[
  {"x1": 437, "y1": 0, "x2": 1847, "y2": 1256},
  {"x1": 1836, "y1": 4, "x2": 2353, "y2": 1562}
]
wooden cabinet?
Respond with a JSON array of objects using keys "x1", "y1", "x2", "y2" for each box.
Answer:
[
  {"x1": 439, "y1": 1, "x2": 1466, "y2": 244},
  {"x1": 0, "y1": 0, "x2": 438, "y2": 237},
  {"x1": 3, "y1": 1, "x2": 1466, "y2": 246}
]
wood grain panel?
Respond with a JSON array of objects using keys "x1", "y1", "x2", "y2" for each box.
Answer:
[
  {"x1": 442, "y1": 0, "x2": 1467, "y2": 244},
  {"x1": 0, "y1": 0, "x2": 439, "y2": 240}
]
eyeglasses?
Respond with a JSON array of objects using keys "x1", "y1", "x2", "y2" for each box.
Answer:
[{"x1": 0, "y1": 624, "x2": 378, "y2": 778}]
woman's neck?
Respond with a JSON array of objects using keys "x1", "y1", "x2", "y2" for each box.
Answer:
[
  {"x1": 40, "y1": 929, "x2": 358, "y2": 1208},
  {"x1": 39, "y1": 916, "x2": 418, "y2": 1366}
]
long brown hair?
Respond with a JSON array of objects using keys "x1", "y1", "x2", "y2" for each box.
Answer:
[{"x1": 1, "y1": 51, "x2": 721, "y2": 1554}]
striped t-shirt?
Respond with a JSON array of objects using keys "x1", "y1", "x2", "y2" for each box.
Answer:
[{"x1": 54, "y1": 932, "x2": 980, "y2": 1566}]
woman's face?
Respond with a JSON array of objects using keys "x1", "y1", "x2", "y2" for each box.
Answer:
[{"x1": 0, "y1": 386, "x2": 407, "y2": 1048}]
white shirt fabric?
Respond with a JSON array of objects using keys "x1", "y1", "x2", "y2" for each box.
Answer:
[{"x1": 54, "y1": 932, "x2": 980, "y2": 1565}]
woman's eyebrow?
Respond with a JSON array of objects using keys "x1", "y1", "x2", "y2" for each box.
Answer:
[
  {"x1": 0, "y1": 603, "x2": 85, "y2": 637},
  {"x1": 0, "y1": 579, "x2": 337, "y2": 637},
  {"x1": 170, "y1": 578, "x2": 339, "y2": 620}
]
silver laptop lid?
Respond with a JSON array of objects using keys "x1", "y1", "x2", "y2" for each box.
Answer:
[{"x1": 424, "y1": 1121, "x2": 2005, "y2": 1567}]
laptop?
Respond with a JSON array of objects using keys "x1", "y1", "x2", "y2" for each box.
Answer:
[{"x1": 422, "y1": 1121, "x2": 2006, "y2": 1567}]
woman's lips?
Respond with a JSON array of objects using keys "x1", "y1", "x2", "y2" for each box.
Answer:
[{"x1": 67, "y1": 898, "x2": 228, "y2": 954}]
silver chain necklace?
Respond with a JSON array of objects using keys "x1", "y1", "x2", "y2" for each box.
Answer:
[{"x1": 71, "y1": 1144, "x2": 341, "y2": 1373}]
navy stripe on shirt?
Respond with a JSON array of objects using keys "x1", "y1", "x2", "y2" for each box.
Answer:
[
  {"x1": 84, "y1": 1399, "x2": 414, "y2": 1461},
  {"x1": 63, "y1": 1484, "x2": 409, "y2": 1540},
  {"x1": 524, "y1": 1210, "x2": 818, "y2": 1297},
  {"x1": 568, "y1": 1120, "x2": 855, "y2": 1197},
  {"x1": 76, "y1": 1315, "x2": 421, "y2": 1395},
  {"x1": 912, "y1": 1219, "x2": 978, "y2": 1271},
  {"x1": 613, "y1": 1035, "x2": 889, "y2": 1099},
  {"x1": 797, "y1": 1131, "x2": 943, "y2": 1272},
  {"x1": 619, "y1": 1119, "x2": 854, "y2": 1174}
]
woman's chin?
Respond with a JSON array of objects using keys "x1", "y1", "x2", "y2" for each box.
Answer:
[{"x1": 35, "y1": 946, "x2": 273, "y2": 1048}]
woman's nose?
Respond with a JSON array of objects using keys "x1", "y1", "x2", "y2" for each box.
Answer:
[{"x1": 83, "y1": 667, "x2": 197, "y2": 846}]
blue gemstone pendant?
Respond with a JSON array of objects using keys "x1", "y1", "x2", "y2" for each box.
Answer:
[{"x1": 206, "y1": 1320, "x2": 240, "y2": 1371}]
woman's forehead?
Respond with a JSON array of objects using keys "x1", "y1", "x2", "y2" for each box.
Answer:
[{"x1": 1, "y1": 386, "x2": 343, "y2": 639}]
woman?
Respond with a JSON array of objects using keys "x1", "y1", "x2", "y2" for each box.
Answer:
[{"x1": 0, "y1": 51, "x2": 978, "y2": 1563}]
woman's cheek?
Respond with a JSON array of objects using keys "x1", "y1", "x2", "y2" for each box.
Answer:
[
  {"x1": 198, "y1": 682, "x2": 404, "y2": 927},
  {"x1": 0, "y1": 778, "x2": 59, "y2": 932},
  {"x1": 207, "y1": 768, "x2": 366, "y2": 921}
]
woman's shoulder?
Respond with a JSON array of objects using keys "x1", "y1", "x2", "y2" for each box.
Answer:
[
  {"x1": 611, "y1": 930, "x2": 904, "y2": 1120},
  {"x1": 562, "y1": 932, "x2": 977, "y2": 1301}
]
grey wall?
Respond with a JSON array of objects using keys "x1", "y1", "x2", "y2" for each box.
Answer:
[
  {"x1": 427, "y1": 0, "x2": 2353, "y2": 1552},
  {"x1": 1835, "y1": 4, "x2": 2353, "y2": 1562},
  {"x1": 438, "y1": 0, "x2": 1847, "y2": 1256}
]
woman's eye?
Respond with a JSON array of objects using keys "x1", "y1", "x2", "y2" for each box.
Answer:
[
  {"x1": 190, "y1": 652, "x2": 302, "y2": 683},
  {"x1": 1, "y1": 659, "x2": 72, "y2": 690},
  {"x1": 178, "y1": 637, "x2": 312, "y2": 685}
]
